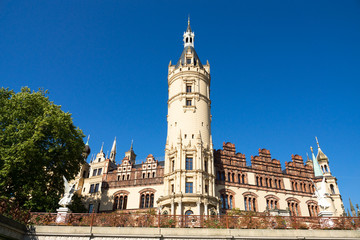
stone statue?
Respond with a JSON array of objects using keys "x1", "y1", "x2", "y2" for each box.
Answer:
[
  {"x1": 58, "y1": 176, "x2": 78, "y2": 208},
  {"x1": 310, "y1": 177, "x2": 331, "y2": 210}
]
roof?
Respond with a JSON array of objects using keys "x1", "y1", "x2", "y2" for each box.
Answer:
[{"x1": 175, "y1": 46, "x2": 203, "y2": 69}]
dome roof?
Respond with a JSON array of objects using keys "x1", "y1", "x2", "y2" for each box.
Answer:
[{"x1": 83, "y1": 144, "x2": 91, "y2": 155}]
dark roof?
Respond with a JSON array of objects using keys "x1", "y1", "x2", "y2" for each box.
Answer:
[{"x1": 175, "y1": 46, "x2": 203, "y2": 69}]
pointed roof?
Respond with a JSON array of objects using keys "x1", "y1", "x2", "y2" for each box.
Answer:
[
  {"x1": 175, "y1": 46, "x2": 203, "y2": 69},
  {"x1": 186, "y1": 16, "x2": 192, "y2": 32},
  {"x1": 111, "y1": 137, "x2": 116, "y2": 153},
  {"x1": 315, "y1": 137, "x2": 328, "y2": 160}
]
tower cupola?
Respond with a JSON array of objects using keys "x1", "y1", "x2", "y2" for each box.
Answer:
[{"x1": 183, "y1": 17, "x2": 194, "y2": 48}]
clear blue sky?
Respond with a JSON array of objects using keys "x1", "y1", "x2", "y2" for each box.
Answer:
[{"x1": 1, "y1": 1, "x2": 359, "y2": 213}]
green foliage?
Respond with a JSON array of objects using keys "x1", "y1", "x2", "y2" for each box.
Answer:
[
  {"x1": 68, "y1": 194, "x2": 87, "y2": 213},
  {"x1": 0, "y1": 87, "x2": 85, "y2": 212}
]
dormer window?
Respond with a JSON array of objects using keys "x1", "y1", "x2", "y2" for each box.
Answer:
[{"x1": 186, "y1": 58, "x2": 191, "y2": 64}]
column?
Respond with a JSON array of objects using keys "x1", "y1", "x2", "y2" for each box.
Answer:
[
  {"x1": 171, "y1": 201, "x2": 174, "y2": 215},
  {"x1": 205, "y1": 203, "x2": 208, "y2": 216},
  {"x1": 177, "y1": 201, "x2": 182, "y2": 215}
]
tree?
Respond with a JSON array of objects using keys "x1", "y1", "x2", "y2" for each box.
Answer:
[{"x1": 0, "y1": 87, "x2": 85, "y2": 212}]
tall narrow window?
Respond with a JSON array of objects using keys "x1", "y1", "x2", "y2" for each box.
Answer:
[
  {"x1": 185, "y1": 182, "x2": 193, "y2": 193},
  {"x1": 186, "y1": 85, "x2": 192, "y2": 93},
  {"x1": 119, "y1": 196, "x2": 123, "y2": 210},
  {"x1": 186, "y1": 99, "x2": 192, "y2": 106},
  {"x1": 171, "y1": 159, "x2": 175, "y2": 172},
  {"x1": 140, "y1": 194, "x2": 145, "y2": 208},
  {"x1": 123, "y1": 196, "x2": 127, "y2": 209},
  {"x1": 94, "y1": 183, "x2": 99, "y2": 193},
  {"x1": 88, "y1": 204, "x2": 94, "y2": 213},
  {"x1": 150, "y1": 194, "x2": 154, "y2": 208},
  {"x1": 204, "y1": 160, "x2": 208, "y2": 173},
  {"x1": 93, "y1": 169, "x2": 97, "y2": 176},
  {"x1": 186, "y1": 157, "x2": 193, "y2": 170},
  {"x1": 97, "y1": 168, "x2": 102, "y2": 175},
  {"x1": 89, "y1": 184, "x2": 94, "y2": 193},
  {"x1": 145, "y1": 194, "x2": 150, "y2": 208},
  {"x1": 171, "y1": 184, "x2": 174, "y2": 193}
]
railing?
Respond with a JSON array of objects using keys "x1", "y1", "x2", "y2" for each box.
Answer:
[
  {"x1": 104, "y1": 177, "x2": 164, "y2": 188},
  {"x1": 30, "y1": 212, "x2": 360, "y2": 230}
]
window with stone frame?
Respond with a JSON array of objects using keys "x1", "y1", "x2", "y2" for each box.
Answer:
[
  {"x1": 185, "y1": 182, "x2": 193, "y2": 193},
  {"x1": 113, "y1": 191, "x2": 129, "y2": 210},
  {"x1": 306, "y1": 200, "x2": 319, "y2": 217},
  {"x1": 186, "y1": 157, "x2": 193, "y2": 170},
  {"x1": 139, "y1": 188, "x2": 156, "y2": 208},
  {"x1": 243, "y1": 192, "x2": 258, "y2": 212},
  {"x1": 220, "y1": 189, "x2": 235, "y2": 210},
  {"x1": 265, "y1": 195, "x2": 279, "y2": 210},
  {"x1": 287, "y1": 198, "x2": 301, "y2": 216}
]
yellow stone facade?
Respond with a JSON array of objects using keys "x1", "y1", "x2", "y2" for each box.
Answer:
[{"x1": 72, "y1": 20, "x2": 345, "y2": 217}]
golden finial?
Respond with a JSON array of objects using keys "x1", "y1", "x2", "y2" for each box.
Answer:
[{"x1": 310, "y1": 146, "x2": 314, "y2": 153}]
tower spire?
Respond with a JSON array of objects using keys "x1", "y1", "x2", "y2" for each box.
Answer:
[
  {"x1": 110, "y1": 137, "x2": 117, "y2": 162},
  {"x1": 86, "y1": 135, "x2": 90, "y2": 145}
]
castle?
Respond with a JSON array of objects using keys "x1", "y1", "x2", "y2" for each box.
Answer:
[{"x1": 73, "y1": 19, "x2": 344, "y2": 217}]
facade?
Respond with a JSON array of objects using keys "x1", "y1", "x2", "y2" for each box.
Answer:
[{"x1": 72, "y1": 20, "x2": 345, "y2": 217}]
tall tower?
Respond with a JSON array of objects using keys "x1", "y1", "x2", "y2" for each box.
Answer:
[
  {"x1": 314, "y1": 137, "x2": 344, "y2": 216},
  {"x1": 157, "y1": 18, "x2": 218, "y2": 215}
]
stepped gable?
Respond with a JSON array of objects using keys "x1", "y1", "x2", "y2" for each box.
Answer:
[
  {"x1": 214, "y1": 142, "x2": 246, "y2": 167},
  {"x1": 250, "y1": 148, "x2": 282, "y2": 173},
  {"x1": 285, "y1": 154, "x2": 314, "y2": 178}
]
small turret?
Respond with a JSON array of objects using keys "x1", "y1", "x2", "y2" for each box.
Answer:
[
  {"x1": 315, "y1": 137, "x2": 331, "y2": 175},
  {"x1": 125, "y1": 140, "x2": 136, "y2": 165}
]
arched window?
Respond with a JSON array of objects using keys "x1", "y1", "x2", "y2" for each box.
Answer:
[
  {"x1": 220, "y1": 190, "x2": 235, "y2": 210},
  {"x1": 287, "y1": 198, "x2": 301, "y2": 216},
  {"x1": 243, "y1": 192, "x2": 258, "y2": 212},
  {"x1": 185, "y1": 210, "x2": 193, "y2": 215},
  {"x1": 186, "y1": 38, "x2": 188, "y2": 43},
  {"x1": 259, "y1": 177, "x2": 263, "y2": 186},
  {"x1": 238, "y1": 174, "x2": 241, "y2": 184},
  {"x1": 321, "y1": 165, "x2": 324, "y2": 173},
  {"x1": 113, "y1": 196, "x2": 119, "y2": 210},
  {"x1": 113, "y1": 191, "x2": 129, "y2": 210},
  {"x1": 190, "y1": 38, "x2": 192, "y2": 43},
  {"x1": 140, "y1": 195, "x2": 145, "y2": 208},
  {"x1": 307, "y1": 200, "x2": 318, "y2": 217},
  {"x1": 152, "y1": 172, "x2": 155, "y2": 178},
  {"x1": 139, "y1": 188, "x2": 156, "y2": 209},
  {"x1": 150, "y1": 194, "x2": 154, "y2": 208},
  {"x1": 265, "y1": 195, "x2": 279, "y2": 210},
  {"x1": 242, "y1": 174, "x2": 245, "y2": 184},
  {"x1": 330, "y1": 184, "x2": 335, "y2": 194},
  {"x1": 232, "y1": 173, "x2": 235, "y2": 182},
  {"x1": 324, "y1": 165, "x2": 328, "y2": 172},
  {"x1": 119, "y1": 196, "x2": 123, "y2": 209},
  {"x1": 228, "y1": 172, "x2": 231, "y2": 182}
]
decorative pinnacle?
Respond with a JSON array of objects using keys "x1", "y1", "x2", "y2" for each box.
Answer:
[
  {"x1": 306, "y1": 152, "x2": 310, "y2": 160},
  {"x1": 86, "y1": 135, "x2": 90, "y2": 145},
  {"x1": 100, "y1": 142, "x2": 104, "y2": 153},
  {"x1": 310, "y1": 146, "x2": 314, "y2": 153},
  {"x1": 130, "y1": 139, "x2": 133, "y2": 151},
  {"x1": 315, "y1": 136, "x2": 320, "y2": 148}
]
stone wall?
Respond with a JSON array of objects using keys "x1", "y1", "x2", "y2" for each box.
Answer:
[{"x1": 26, "y1": 225, "x2": 360, "y2": 240}]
